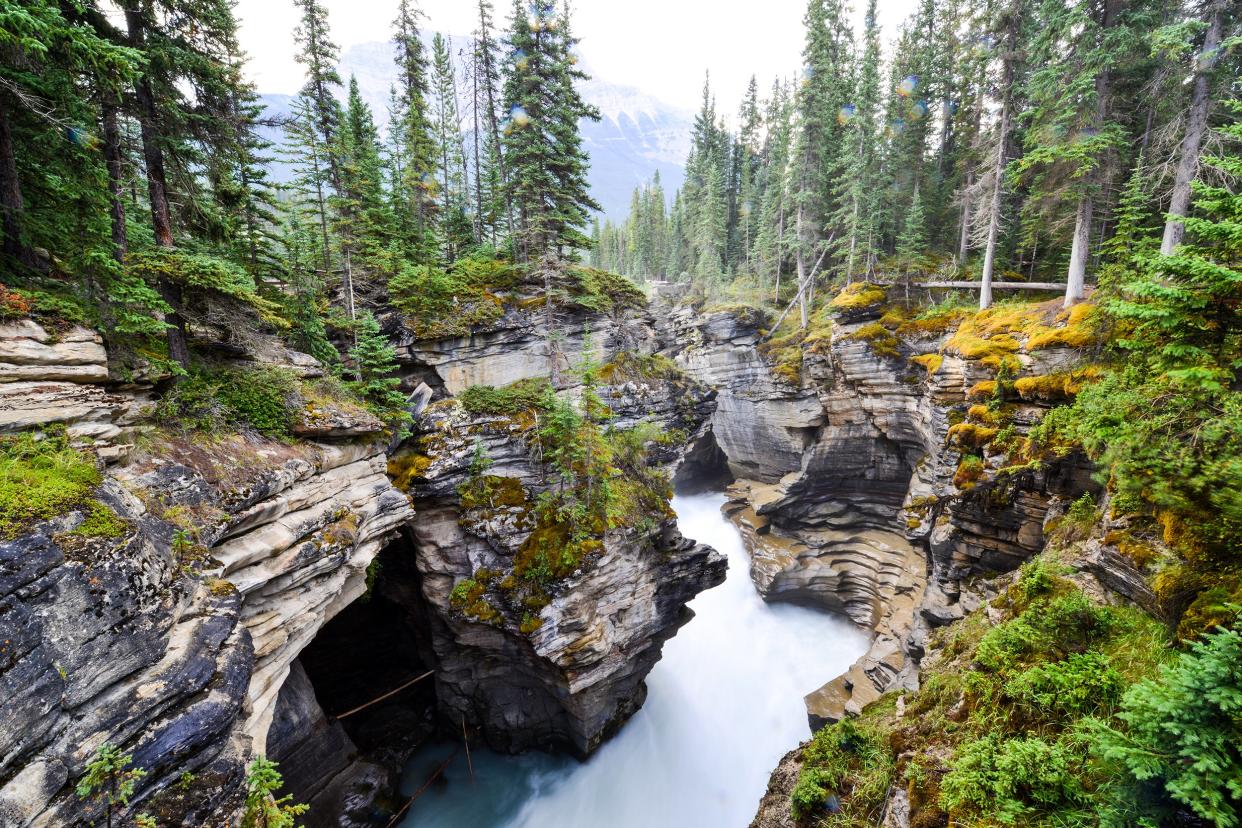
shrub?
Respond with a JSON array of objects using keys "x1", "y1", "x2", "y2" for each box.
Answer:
[
  {"x1": 1096, "y1": 621, "x2": 1242, "y2": 828},
  {"x1": 1006, "y1": 653, "x2": 1125, "y2": 719},
  {"x1": 241, "y1": 757, "x2": 307, "y2": 828},
  {"x1": 76, "y1": 743, "x2": 146, "y2": 827},
  {"x1": 0, "y1": 430, "x2": 100, "y2": 539},
  {"x1": 941, "y1": 734, "x2": 1086, "y2": 823},
  {"x1": 156, "y1": 366, "x2": 300, "y2": 437},
  {"x1": 458, "y1": 377, "x2": 553, "y2": 418}
]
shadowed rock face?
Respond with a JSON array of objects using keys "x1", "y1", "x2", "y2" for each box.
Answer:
[
  {"x1": 393, "y1": 384, "x2": 727, "y2": 757},
  {"x1": 664, "y1": 299, "x2": 1099, "y2": 731},
  {"x1": 0, "y1": 484, "x2": 253, "y2": 827},
  {"x1": 0, "y1": 324, "x2": 418, "y2": 825}
]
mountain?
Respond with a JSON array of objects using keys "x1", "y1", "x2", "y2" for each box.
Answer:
[{"x1": 261, "y1": 40, "x2": 691, "y2": 220}]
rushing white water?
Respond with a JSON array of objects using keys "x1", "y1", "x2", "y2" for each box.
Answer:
[{"x1": 399, "y1": 492, "x2": 870, "y2": 828}]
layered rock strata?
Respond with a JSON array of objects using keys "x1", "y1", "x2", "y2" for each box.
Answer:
[
  {"x1": 668, "y1": 297, "x2": 1099, "y2": 730},
  {"x1": 394, "y1": 391, "x2": 727, "y2": 757}
]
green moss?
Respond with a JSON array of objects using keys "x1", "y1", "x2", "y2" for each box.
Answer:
[
  {"x1": 565, "y1": 266, "x2": 648, "y2": 313},
  {"x1": 72, "y1": 500, "x2": 128, "y2": 539},
  {"x1": 458, "y1": 475, "x2": 530, "y2": 511},
  {"x1": 458, "y1": 377, "x2": 553, "y2": 419},
  {"x1": 598, "y1": 352, "x2": 683, "y2": 384},
  {"x1": 0, "y1": 430, "x2": 100, "y2": 539},
  {"x1": 154, "y1": 365, "x2": 300, "y2": 437}
]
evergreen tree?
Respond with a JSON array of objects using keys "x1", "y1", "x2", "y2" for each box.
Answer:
[
  {"x1": 337, "y1": 76, "x2": 395, "y2": 293},
  {"x1": 471, "y1": 0, "x2": 508, "y2": 246},
  {"x1": 501, "y1": 0, "x2": 600, "y2": 259},
  {"x1": 429, "y1": 33, "x2": 473, "y2": 259},
  {"x1": 391, "y1": 0, "x2": 439, "y2": 263}
]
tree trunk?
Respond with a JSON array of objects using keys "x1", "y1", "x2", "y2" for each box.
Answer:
[
  {"x1": 1064, "y1": 196, "x2": 1092, "y2": 307},
  {"x1": 1160, "y1": 0, "x2": 1224, "y2": 255},
  {"x1": 958, "y1": 169, "x2": 973, "y2": 266},
  {"x1": 796, "y1": 203, "x2": 809, "y2": 330},
  {"x1": 126, "y1": 1, "x2": 189, "y2": 369},
  {"x1": 101, "y1": 99, "x2": 128, "y2": 263},
  {"x1": 981, "y1": 0, "x2": 1021, "y2": 310},
  {"x1": 0, "y1": 96, "x2": 30, "y2": 268},
  {"x1": 542, "y1": 253, "x2": 561, "y2": 385}
]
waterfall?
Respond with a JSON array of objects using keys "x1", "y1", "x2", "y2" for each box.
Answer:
[{"x1": 400, "y1": 492, "x2": 869, "y2": 827}]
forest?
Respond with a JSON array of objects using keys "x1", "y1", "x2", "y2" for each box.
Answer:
[{"x1": 1, "y1": 0, "x2": 1242, "y2": 826}]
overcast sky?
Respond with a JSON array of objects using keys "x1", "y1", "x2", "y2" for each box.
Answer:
[{"x1": 234, "y1": 0, "x2": 919, "y2": 115}]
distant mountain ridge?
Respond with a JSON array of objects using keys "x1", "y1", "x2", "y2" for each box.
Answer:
[{"x1": 259, "y1": 39, "x2": 690, "y2": 220}]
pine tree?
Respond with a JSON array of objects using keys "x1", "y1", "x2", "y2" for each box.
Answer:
[
  {"x1": 292, "y1": 0, "x2": 343, "y2": 192},
  {"x1": 501, "y1": 0, "x2": 600, "y2": 260},
  {"x1": 790, "y1": 0, "x2": 853, "y2": 327},
  {"x1": 429, "y1": 34, "x2": 473, "y2": 259},
  {"x1": 470, "y1": 0, "x2": 507, "y2": 246},
  {"x1": 1159, "y1": 0, "x2": 1229, "y2": 254},
  {"x1": 391, "y1": 0, "x2": 439, "y2": 263},
  {"x1": 337, "y1": 76, "x2": 395, "y2": 290},
  {"x1": 1014, "y1": 0, "x2": 1158, "y2": 306}
]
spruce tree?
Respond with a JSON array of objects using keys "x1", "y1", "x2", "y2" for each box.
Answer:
[
  {"x1": 429, "y1": 33, "x2": 472, "y2": 259},
  {"x1": 501, "y1": 0, "x2": 600, "y2": 259},
  {"x1": 391, "y1": 0, "x2": 439, "y2": 263}
]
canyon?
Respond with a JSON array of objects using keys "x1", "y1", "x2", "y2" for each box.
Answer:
[{"x1": 0, "y1": 280, "x2": 1117, "y2": 827}]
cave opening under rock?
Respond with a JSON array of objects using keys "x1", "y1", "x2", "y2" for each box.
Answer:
[
  {"x1": 267, "y1": 529, "x2": 437, "y2": 827},
  {"x1": 672, "y1": 428, "x2": 733, "y2": 495}
]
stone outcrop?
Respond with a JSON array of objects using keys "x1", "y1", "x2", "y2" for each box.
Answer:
[
  {"x1": 666, "y1": 295, "x2": 1101, "y2": 732},
  {"x1": 0, "y1": 324, "x2": 421, "y2": 825},
  {"x1": 0, "y1": 321, "x2": 147, "y2": 458},
  {"x1": 0, "y1": 481, "x2": 252, "y2": 827},
  {"x1": 393, "y1": 393, "x2": 727, "y2": 757},
  {"x1": 390, "y1": 299, "x2": 656, "y2": 396}
]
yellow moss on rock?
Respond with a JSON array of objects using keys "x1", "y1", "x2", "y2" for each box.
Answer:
[
  {"x1": 947, "y1": 422, "x2": 1000, "y2": 451},
  {"x1": 1013, "y1": 367, "x2": 1103, "y2": 401},
  {"x1": 911, "y1": 353, "x2": 943, "y2": 375},
  {"x1": 387, "y1": 453, "x2": 432, "y2": 491},
  {"x1": 847, "y1": 322, "x2": 902, "y2": 359},
  {"x1": 968, "y1": 381, "x2": 997, "y2": 399},
  {"x1": 830, "y1": 282, "x2": 887, "y2": 311}
]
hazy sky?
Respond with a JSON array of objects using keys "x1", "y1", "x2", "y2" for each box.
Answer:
[{"x1": 234, "y1": 0, "x2": 919, "y2": 115}]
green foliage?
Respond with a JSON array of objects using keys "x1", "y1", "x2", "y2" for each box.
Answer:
[
  {"x1": 76, "y1": 743, "x2": 146, "y2": 825},
  {"x1": 1005, "y1": 653, "x2": 1125, "y2": 719},
  {"x1": 0, "y1": 429, "x2": 100, "y2": 539},
  {"x1": 792, "y1": 717, "x2": 894, "y2": 822},
  {"x1": 347, "y1": 312, "x2": 408, "y2": 423},
  {"x1": 458, "y1": 377, "x2": 553, "y2": 419},
  {"x1": 156, "y1": 366, "x2": 298, "y2": 437},
  {"x1": 241, "y1": 757, "x2": 307, "y2": 828},
  {"x1": 1095, "y1": 620, "x2": 1242, "y2": 828},
  {"x1": 940, "y1": 733, "x2": 1087, "y2": 823}
]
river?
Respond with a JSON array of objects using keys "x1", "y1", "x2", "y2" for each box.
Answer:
[{"x1": 398, "y1": 492, "x2": 869, "y2": 828}]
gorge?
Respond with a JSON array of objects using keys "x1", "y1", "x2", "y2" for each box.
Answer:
[
  {"x1": 2, "y1": 0, "x2": 1239, "y2": 824},
  {"x1": 0, "y1": 274, "x2": 1137, "y2": 827}
]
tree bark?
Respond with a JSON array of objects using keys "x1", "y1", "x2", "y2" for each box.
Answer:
[
  {"x1": 1063, "y1": 0, "x2": 1119, "y2": 308},
  {"x1": 796, "y1": 202, "x2": 809, "y2": 329},
  {"x1": 980, "y1": 1, "x2": 1021, "y2": 310},
  {"x1": 0, "y1": 96, "x2": 30, "y2": 268},
  {"x1": 1064, "y1": 196, "x2": 1092, "y2": 307},
  {"x1": 1160, "y1": 0, "x2": 1224, "y2": 255},
  {"x1": 101, "y1": 98, "x2": 128, "y2": 262},
  {"x1": 126, "y1": 1, "x2": 189, "y2": 369}
]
